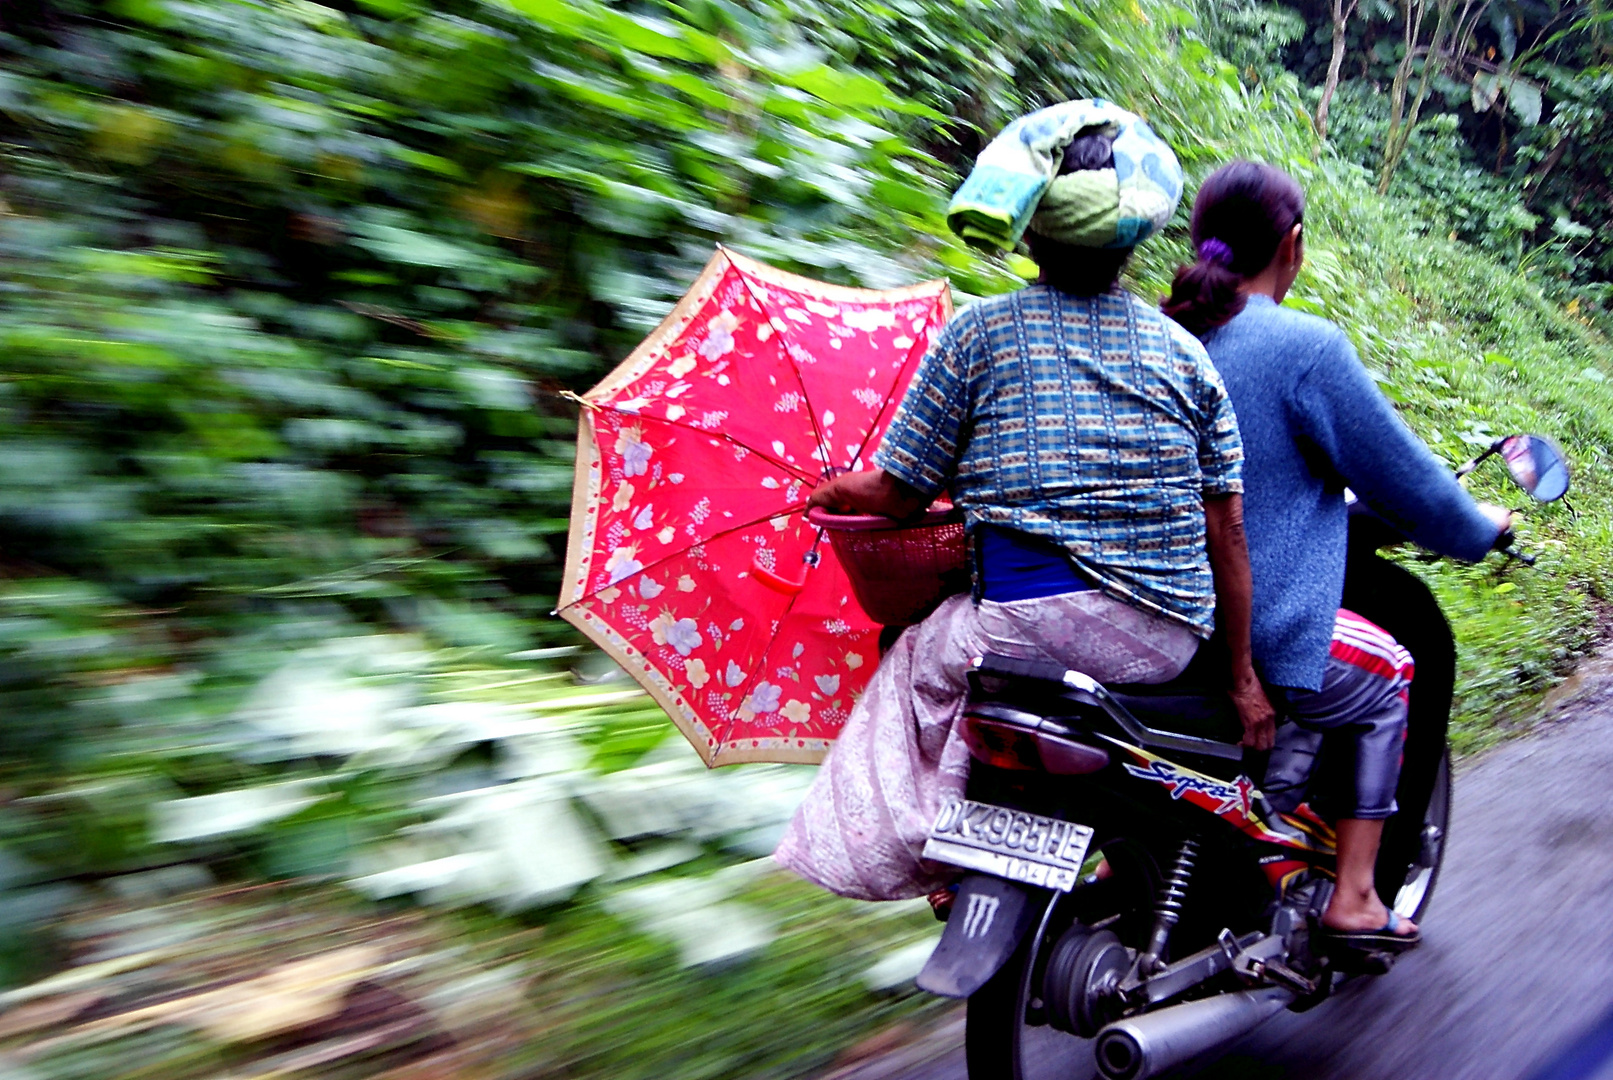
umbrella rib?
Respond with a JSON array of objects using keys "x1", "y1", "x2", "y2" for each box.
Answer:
[
  {"x1": 583, "y1": 400, "x2": 821, "y2": 486},
  {"x1": 713, "y1": 562, "x2": 808, "y2": 753},
  {"x1": 556, "y1": 498, "x2": 810, "y2": 611},
  {"x1": 729, "y1": 262, "x2": 832, "y2": 483},
  {"x1": 846, "y1": 291, "x2": 949, "y2": 471}
]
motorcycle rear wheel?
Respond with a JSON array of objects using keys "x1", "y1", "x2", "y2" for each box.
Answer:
[
  {"x1": 965, "y1": 924, "x2": 1044, "y2": 1080},
  {"x1": 967, "y1": 901, "x2": 1108, "y2": 1080},
  {"x1": 964, "y1": 841, "x2": 1159, "y2": 1080}
]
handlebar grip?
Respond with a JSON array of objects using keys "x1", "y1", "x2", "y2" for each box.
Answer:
[{"x1": 1492, "y1": 527, "x2": 1538, "y2": 566}]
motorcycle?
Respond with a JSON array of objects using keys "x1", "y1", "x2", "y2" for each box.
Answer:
[{"x1": 902, "y1": 433, "x2": 1569, "y2": 1080}]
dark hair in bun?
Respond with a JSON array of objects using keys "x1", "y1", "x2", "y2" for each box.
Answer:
[{"x1": 1161, "y1": 160, "x2": 1304, "y2": 337}]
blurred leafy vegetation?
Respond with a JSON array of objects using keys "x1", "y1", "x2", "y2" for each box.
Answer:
[
  {"x1": 0, "y1": 0, "x2": 1608, "y2": 1073},
  {"x1": 0, "y1": 873, "x2": 947, "y2": 1080}
]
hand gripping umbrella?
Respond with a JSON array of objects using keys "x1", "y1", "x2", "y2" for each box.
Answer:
[{"x1": 558, "y1": 247, "x2": 951, "y2": 765}]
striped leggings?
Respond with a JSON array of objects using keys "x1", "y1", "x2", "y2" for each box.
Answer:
[{"x1": 1263, "y1": 609, "x2": 1415, "y2": 821}]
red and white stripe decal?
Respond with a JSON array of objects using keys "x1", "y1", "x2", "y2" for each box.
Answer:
[{"x1": 1330, "y1": 610, "x2": 1414, "y2": 683}]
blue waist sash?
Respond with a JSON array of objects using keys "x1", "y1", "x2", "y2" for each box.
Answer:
[{"x1": 977, "y1": 524, "x2": 1093, "y2": 603}]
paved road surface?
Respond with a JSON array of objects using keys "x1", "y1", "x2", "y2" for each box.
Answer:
[{"x1": 827, "y1": 656, "x2": 1613, "y2": 1080}]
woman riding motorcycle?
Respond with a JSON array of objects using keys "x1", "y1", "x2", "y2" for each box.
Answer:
[
  {"x1": 775, "y1": 102, "x2": 1276, "y2": 902},
  {"x1": 1162, "y1": 161, "x2": 1511, "y2": 949}
]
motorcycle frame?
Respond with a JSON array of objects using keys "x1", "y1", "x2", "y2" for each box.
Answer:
[{"x1": 929, "y1": 540, "x2": 1451, "y2": 1010}]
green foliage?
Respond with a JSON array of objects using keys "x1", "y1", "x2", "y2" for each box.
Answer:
[
  {"x1": 1195, "y1": 0, "x2": 1309, "y2": 80},
  {"x1": 0, "y1": 0, "x2": 1001, "y2": 792},
  {"x1": 1320, "y1": 82, "x2": 1540, "y2": 262},
  {"x1": 1246, "y1": 0, "x2": 1613, "y2": 312}
]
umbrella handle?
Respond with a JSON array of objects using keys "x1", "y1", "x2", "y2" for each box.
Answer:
[{"x1": 751, "y1": 557, "x2": 807, "y2": 595}]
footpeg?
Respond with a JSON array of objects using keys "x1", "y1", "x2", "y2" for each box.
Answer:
[
  {"x1": 1228, "y1": 934, "x2": 1317, "y2": 995},
  {"x1": 1251, "y1": 957, "x2": 1317, "y2": 995},
  {"x1": 1360, "y1": 950, "x2": 1395, "y2": 976},
  {"x1": 1325, "y1": 946, "x2": 1396, "y2": 976}
]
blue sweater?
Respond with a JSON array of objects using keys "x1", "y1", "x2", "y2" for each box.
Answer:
[{"x1": 1202, "y1": 295, "x2": 1498, "y2": 691}]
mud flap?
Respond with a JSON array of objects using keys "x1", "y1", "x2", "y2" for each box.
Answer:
[{"x1": 915, "y1": 875, "x2": 1041, "y2": 998}]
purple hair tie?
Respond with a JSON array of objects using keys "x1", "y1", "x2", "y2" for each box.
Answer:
[{"x1": 1197, "y1": 237, "x2": 1234, "y2": 267}]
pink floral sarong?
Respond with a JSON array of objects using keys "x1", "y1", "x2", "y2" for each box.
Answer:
[{"x1": 774, "y1": 591, "x2": 1200, "y2": 900}]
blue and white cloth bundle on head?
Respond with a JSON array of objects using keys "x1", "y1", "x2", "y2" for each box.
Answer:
[{"x1": 946, "y1": 98, "x2": 1184, "y2": 252}]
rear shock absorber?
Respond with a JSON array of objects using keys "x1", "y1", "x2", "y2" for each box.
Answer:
[{"x1": 1137, "y1": 836, "x2": 1200, "y2": 975}]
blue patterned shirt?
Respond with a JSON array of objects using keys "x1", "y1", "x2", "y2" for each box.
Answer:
[{"x1": 873, "y1": 284, "x2": 1243, "y2": 635}]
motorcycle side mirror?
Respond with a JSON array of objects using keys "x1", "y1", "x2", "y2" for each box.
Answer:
[{"x1": 1499, "y1": 434, "x2": 1571, "y2": 502}]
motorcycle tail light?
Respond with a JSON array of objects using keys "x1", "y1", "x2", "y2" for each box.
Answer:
[
  {"x1": 1035, "y1": 732, "x2": 1111, "y2": 775},
  {"x1": 962, "y1": 714, "x2": 1040, "y2": 770},
  {"x1": 962, "y1": 714, "x2": 1110, "y2": 775}
]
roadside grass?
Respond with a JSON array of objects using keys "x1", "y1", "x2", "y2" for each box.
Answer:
[
  {"x1": 0, "y1": 645, "x2": 951, "y2": 1080},
  {"x1": 512, "y1": 871, "x2": 944, "y2": 1080}
]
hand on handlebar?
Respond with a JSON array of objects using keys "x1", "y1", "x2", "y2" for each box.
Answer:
[
  {"x1": 1231, "y1": 674, "x2": 1277, "y2": 751},
  {"x1": 1477, "y1": 502, "x2": 1513, "y2": 539},
  {"x1": 1480, "y1": 504, "x2": 1540, "y2": 564}
]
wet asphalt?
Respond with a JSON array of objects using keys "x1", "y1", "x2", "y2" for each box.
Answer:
[{"x1": 824, "y1": 653, "x2": 1613, "y2": 1080}]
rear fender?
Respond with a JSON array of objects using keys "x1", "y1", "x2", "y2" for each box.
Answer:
[{"x1": 915, "y1": 874, "x2": 1042, "y2": 998}]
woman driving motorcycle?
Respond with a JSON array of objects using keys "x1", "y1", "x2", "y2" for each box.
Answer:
[
  {"x1": 1163, "y1": 161, "x2": 1511, "y2": 949},
  {"x1": 775, "y1": 102, "x2": 1276, "y2": 902}
]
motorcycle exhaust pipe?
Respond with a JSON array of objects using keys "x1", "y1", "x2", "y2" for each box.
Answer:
[{"x1": 1092, "y1": 986, "x2": 1295, "y2": 1080}]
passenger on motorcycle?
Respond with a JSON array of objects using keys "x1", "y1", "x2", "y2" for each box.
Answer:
[
  {"x1": 1163, "y1": 161, "x2": 1512, "y2": 949},
  {"x1": 775, "y1": 102, "x2": 1278, "y2": 903}
]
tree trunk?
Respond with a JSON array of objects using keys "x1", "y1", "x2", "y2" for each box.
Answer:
[
  {"x1": 1378, "y1": 0, "x2": 1487, "y2": 193},
  {"x1": 1379, "y1": 0, "x2": 1461, "y2": 194},
  {"x1": 1316, "y1": 0, "x2": 1358, "y2": 139},
  {"x1": 1378, "y1": 0, "x2": 1422, "y2": 192}
]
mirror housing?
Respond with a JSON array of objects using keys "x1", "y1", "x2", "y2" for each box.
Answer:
[{"x1": 1500, "y1": 434, "x2": 1570, "y2": 502}]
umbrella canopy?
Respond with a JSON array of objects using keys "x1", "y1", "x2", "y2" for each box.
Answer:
[{"x1": 559, "y1": 247, "x2": 952, "y2": 766}]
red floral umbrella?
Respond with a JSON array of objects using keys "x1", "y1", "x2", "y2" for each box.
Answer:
[{"x1": 558, "y1": 247, "x2": 952, "y2": 766}]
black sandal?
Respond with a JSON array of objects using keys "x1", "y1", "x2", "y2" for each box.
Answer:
[{"x1": 1319, "y1": 910, "x2": 1421, "y2": 953}]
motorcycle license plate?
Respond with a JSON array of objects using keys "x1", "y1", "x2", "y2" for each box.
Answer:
[{"x1": 922, "y1": 799, "x2": 1094, "y2": 892}]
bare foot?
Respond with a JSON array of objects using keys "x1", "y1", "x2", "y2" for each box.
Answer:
[{"x1": 1321, "y1": 890, "x2": 1418, "y2": 936}]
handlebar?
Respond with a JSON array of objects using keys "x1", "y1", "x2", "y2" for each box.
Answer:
[
  {"x1": 1348, "y1": 429, "x2": 1567, "y2": 565},
  {"x1": 1352, "y1": 504, "x2": 1539, "y2": 566},
  {"x1": 1488, "y1": 526, "x2": 1539, "y2": 565}
]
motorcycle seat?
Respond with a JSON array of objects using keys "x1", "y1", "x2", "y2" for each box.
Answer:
[
  {"x1": 970, "y1": 646, "x2": 1244, "y2": 750},
  {"x1": 1105, "y1": 681, "x2": 1243, "y2": 746},
  {"x1": 1108, "y1": 632, "x2": 1243, "y2": 743}
]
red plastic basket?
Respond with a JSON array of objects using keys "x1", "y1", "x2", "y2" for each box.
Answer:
[{"x1": 808, "y1": 505, "x2": 970, "y2": 626}]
